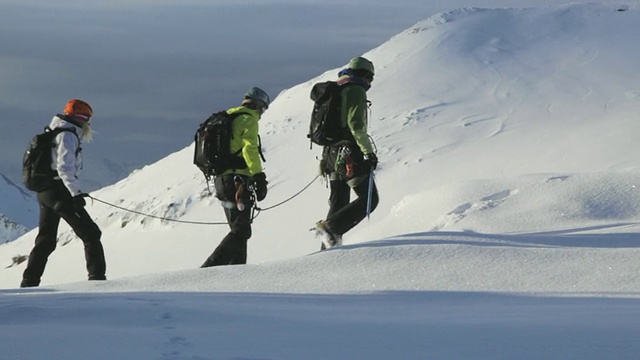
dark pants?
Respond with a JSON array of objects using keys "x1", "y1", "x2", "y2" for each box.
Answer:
[
  {"x1": 326, "y1": 172, "x2": 379, "y2": 236},
  {"x1": 201, "y1": 174, "x2": 253, "y2": 267},
  {"x1": 22, "y1": 181, "x2": 105, "y2": 286}
]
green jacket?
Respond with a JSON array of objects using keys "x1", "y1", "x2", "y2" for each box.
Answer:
[
  {"x1": 340, "y1": 84, "x2": 374, "y2": 155},
  {"x1": 220, "y1": 105, "x2": 263, "y2": 177}
]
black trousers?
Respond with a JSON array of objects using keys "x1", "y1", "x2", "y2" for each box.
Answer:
[
  {"x1": 326, "y1": 172, "x2": 379, "y2": 236},
  {"x1": 201, "y1": 174, "x2": 253, "y2": 267},
  {"x1": 22, "y1": 181, "x2": 105, "y2": 286}
]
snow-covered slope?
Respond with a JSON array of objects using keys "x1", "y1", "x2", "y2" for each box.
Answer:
[
  {"x1": 2, "y1": 4, "x2": 640, "y2": 359},
  {"x1": 1, "y1": 3, "x2": 639, "y2": 287},
  {"x1": 0, "y1": 174, "x2": 36, "y2": 243}
]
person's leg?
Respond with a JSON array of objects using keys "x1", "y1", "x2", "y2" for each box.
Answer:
[
  {"x1": 202, "y1": 175, "x2": 252, "y2": 267},
  {"x1": 327, "y1": 180, "x2": 351, "y2": 218},
  {"x1": 202, "y1": 206, "x2": 252, "y2": 267},
  {"x1": 58, "y1": 205, "x2": 106, "y2": 280},
  {"x1": 319, "y1": 179, "x2": 351, "y2": 250},
  {"x1": 227, "y1": 206, "x2": 251, "y2": 265},
  {"x1": 326, "y1": 173, "x2": 379, "y2": 236},
  {"x1": 21, "y1": 192, "x2": 60, "y2": 287}
]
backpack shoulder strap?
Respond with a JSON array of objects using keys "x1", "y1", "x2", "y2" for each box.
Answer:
[
  {"x1": 310, "y1": 81, "x2": 340, "y2": 102},
  {"x1": 224, "y1": 110, "x2": 266, "y2": 162},
  {"x1": 46, "y1": 127, "x2": 81, "y2": 155},
  {"x1": 47, "y1": 126, "x2": 79, "y2": 139},
  {"x1": 202, "y1": 110, "x2": 247, "y2": 127},
  {"x1": 225, "y1": 110, "x2": 250, "y2": 120},
  {"x1": 225, "y1": 110, "x2": 253, "y2": 136}
]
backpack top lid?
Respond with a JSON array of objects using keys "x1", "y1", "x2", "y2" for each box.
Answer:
[
  {"x1": 310, "y1": 81, "x2": 340, "y2": 103},
  {"x1": 308, "y1": 81, "x2": 351, "y2": 147}
]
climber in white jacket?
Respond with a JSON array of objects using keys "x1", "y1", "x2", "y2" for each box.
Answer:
[
  {"x1": 48, "y1": 114, "x2": 87, "y2": 196},
  {"x1": 21, "y1": 99, "x2": 106, "y2": 287}
]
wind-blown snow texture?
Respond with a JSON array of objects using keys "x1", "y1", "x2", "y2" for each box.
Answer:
[{"x1": 2, "y1": 3, "x2": 640, "y2": 360}]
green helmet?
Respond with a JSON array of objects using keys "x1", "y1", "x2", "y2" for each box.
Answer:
[{"x1": 348, "y1": 57, "x2": 375, "y2": 75}]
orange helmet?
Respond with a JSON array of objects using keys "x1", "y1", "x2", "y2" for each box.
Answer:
[{"x1": 63, "y1": 99, "x2": 93, "y2": 118}]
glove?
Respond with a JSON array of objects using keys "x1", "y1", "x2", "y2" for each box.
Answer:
[
  {"x1": 73, "y1": 193, "x2": 90, "y2": 209},
  {"x1": 363, "y1": 153, "x2": 378, "y2": 171},
  {"x1": 253, "y1": 172, "x2": 268, "y2": 201}
]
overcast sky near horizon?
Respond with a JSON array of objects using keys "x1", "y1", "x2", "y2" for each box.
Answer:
[
  {"x1": 0, "y1": 0, "x2": 606, "y2": 187},
  {"x1": 0, "y1": 1, "x2": 433, "y2": 119}
]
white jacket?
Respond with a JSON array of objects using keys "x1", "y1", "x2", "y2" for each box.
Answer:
[{"x1": 48, "y1": 116, "x2": 84, "y2": 196}]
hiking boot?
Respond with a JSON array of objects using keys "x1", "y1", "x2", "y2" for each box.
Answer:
[
  {"x1": 315, "y1": 220, "x2": 342, "y2": 249},
  {"x1": 20, "y1": 279, "x2": 39, "y2": 288},
  {"x1": 88, "y1": 275, "x2": 107, "y2": 281}
]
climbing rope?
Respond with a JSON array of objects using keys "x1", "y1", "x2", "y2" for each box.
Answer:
[
  {"x1": 256, "y1": 174, "x2": 320, "y2": 211},
  {"x1": 88, "y1": 174, "x2": 321, "y2": 225},
  {"x1": 87, "y1": 196, "x2": 228, "y2": 225}
]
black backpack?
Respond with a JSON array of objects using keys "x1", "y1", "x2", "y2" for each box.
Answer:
[
  {"x1": 22, "y1": 126, "x2": 78, "y2": 192},
  {"x1": 308, "y1": 81, "x2": 350, "y2": 147},
  {"x1": 193, "y1": 111, "x2": 248, "y2": 180}
]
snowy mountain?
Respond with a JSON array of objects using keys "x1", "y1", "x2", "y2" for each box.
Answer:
[
  {"x1": 0, "y1": 214, "x2": 28, "y2": 244},
  {"x1": 3, "y1": 1, "x2": 639, "y2": 281},
  {"x1": 2, "y1": 3, "x2": 640, "y2": 359},
  {"x1": 0, "y1": 174, "x2": 36, "y2": 243},
  {"x1": 0, "y1": 0, "x2": 432, "y2": 195}
]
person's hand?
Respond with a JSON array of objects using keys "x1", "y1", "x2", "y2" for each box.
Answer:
[
  {"x1": 363, "y1": 153, "x2": 378, "y2": 171},
  {"x1": 253, "y1": 172, "x2": 268, "y2": 201},
  {"x1": 73, "y1": 193, "x2": 89, "y2": 209}
]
